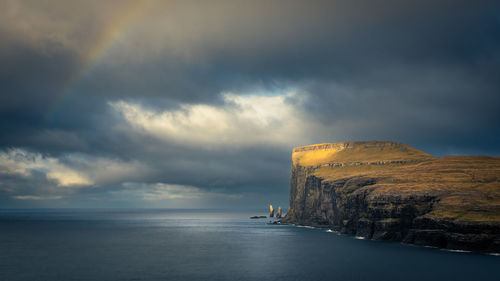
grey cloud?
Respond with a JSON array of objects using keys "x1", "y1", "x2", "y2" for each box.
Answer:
[{"x1": 0, "y1": 0, "x2": 499, "y2": 207}]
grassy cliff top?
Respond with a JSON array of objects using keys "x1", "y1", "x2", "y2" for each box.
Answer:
[
  {"x1": 292, "y1": 142, "x2": 500, "y2": 224},
  {"x1": 314, "y1": 155, "x2": 500, "y2": 223},
  {"x1": 292, "y1": 141, "x2": 434, "y2": 167}
]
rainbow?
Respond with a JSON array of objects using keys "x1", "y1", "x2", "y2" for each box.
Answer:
[
  {"x1": 48, "y1": 0, "x2": 155, "y2": 118},
  {"x1": 81, "y1": 0, "x2": 154, "y2": 77}
]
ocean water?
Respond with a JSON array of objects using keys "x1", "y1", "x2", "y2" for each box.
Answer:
[{"x1": 0, "y1": 209, "x2": 498, "y2": 281}]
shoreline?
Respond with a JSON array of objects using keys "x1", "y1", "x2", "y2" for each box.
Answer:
[{"x1": 279, "y1": 221, "x2": 500, "y2": 256}]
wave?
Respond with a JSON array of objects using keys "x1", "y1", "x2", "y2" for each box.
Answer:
[{"x1": 441, "y1": 249, "x2": 471, "y2": 253}]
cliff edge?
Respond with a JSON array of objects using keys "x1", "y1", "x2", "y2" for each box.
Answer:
[{"x1": 281, "y1": 141, "x2": 500, "y2": 253}]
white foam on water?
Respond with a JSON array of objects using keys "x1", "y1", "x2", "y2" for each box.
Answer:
[
  {"x1": 291, "y1": 224, "x2": 325, "y2": 230},
  {"x1": 354, "y1": 236, "x2": 366, "y2": 240},
  {"x1": 325, "y1": 229, "x2": 342, "y2": 235},
  {"x1": 442, "y1": 249, "x2": 471, "y2": 253},
  {"x1": 302, "y1": 226, "x2": 316, "y2": 229}
]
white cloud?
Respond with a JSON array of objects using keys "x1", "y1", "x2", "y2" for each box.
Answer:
[
  {"x1": 119, "y1": 182, "x2": 243, "y2": 201},
  {"x1": 13, "y1": 195, "x2": 63, "y2": 200},
  {"x1": 0, "y1": 149, "x2": 93, "y2": 187},
  {"x1": 64, "y1": 154, "x2": 148, "y2": 186},
  {"x1": 110, "y1": 92, "x2": 313, "y2": 147},
  {"x1": 0, "y1": 148, "x2": 147, "y2": 188}
]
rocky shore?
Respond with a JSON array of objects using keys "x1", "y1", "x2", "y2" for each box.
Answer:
[{"x1": 281, "y1": 141, "x2": 500, "y2": 253}]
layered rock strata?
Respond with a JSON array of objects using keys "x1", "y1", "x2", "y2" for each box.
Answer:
[{"x1": 281, "y1": 141, "x2": 500, "y2": 253}]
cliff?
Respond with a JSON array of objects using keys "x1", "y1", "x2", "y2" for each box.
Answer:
[{"x1": 281, "y1": 141, "x2": 500, "y2": 253}]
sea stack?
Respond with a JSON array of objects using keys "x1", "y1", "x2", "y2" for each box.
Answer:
[
  {"x1": 276, "y1": 206, "x2": 282, "y2": 218},
  {"x1": 281, "y1": 141, "x2": 500, "y2": 253},
  {"x1": 269, "y1": 204, "x2": 274, "y2": 218}
]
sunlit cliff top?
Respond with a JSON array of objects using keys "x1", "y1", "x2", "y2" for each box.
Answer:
[{"x1": 292, "y1": 141, "x2": 434, "y2": 167}]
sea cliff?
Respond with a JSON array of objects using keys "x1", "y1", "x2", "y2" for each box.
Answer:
[{"x1": 281, "y1": 141, "x2": 500, "y2": 253}]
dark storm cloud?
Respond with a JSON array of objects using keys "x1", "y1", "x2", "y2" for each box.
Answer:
[
  {"x1": 0, "y1": 28, "x2": 79, "y2": 128},
  {"x1": 0, "y1": 0, "x2": 499, "y2": 207}
]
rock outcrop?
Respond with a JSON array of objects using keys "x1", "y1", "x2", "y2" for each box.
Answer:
[{"x1": 281, "y1": 141, "x2": 500, "y2": 253}]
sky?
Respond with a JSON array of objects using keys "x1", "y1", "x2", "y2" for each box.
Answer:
[{"x1": 0, "y1": 0, "x2": 499, "y2": 208}]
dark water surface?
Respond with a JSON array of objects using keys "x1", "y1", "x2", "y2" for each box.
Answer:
[{"x1": 0, "y1": 209, "x2": 498, "y2": 281}]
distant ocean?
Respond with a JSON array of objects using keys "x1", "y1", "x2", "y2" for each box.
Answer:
[{"x1": 0, "y1": 209, "x2": 498, "y2": 281}]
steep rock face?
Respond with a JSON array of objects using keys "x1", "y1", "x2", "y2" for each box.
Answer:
[{"x1": 282, "y1": 141, "x2": 500, "y2": 253}]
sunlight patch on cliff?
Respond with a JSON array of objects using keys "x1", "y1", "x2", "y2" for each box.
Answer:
[
  {"x1": 293, "y1": 146, "x2": 342, "y2": 167},
  {"x1": 110, "y1": 92, "x2": 311, "y2": 147},
  {"x1": 292, "y1": 141, "x2": 434, "y2": 167}
]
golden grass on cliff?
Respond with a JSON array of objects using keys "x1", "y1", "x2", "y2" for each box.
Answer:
[
  {"x1": 313, "y1": 156, "x2": 500, "y2": 223},
  {"x1": 292, "y1": 141, "x2": 433, "y2": 167}
]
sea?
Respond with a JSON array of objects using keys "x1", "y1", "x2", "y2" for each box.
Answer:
[{"x1": 0, "y1": 209, "x2": 498, "y2": 281}]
